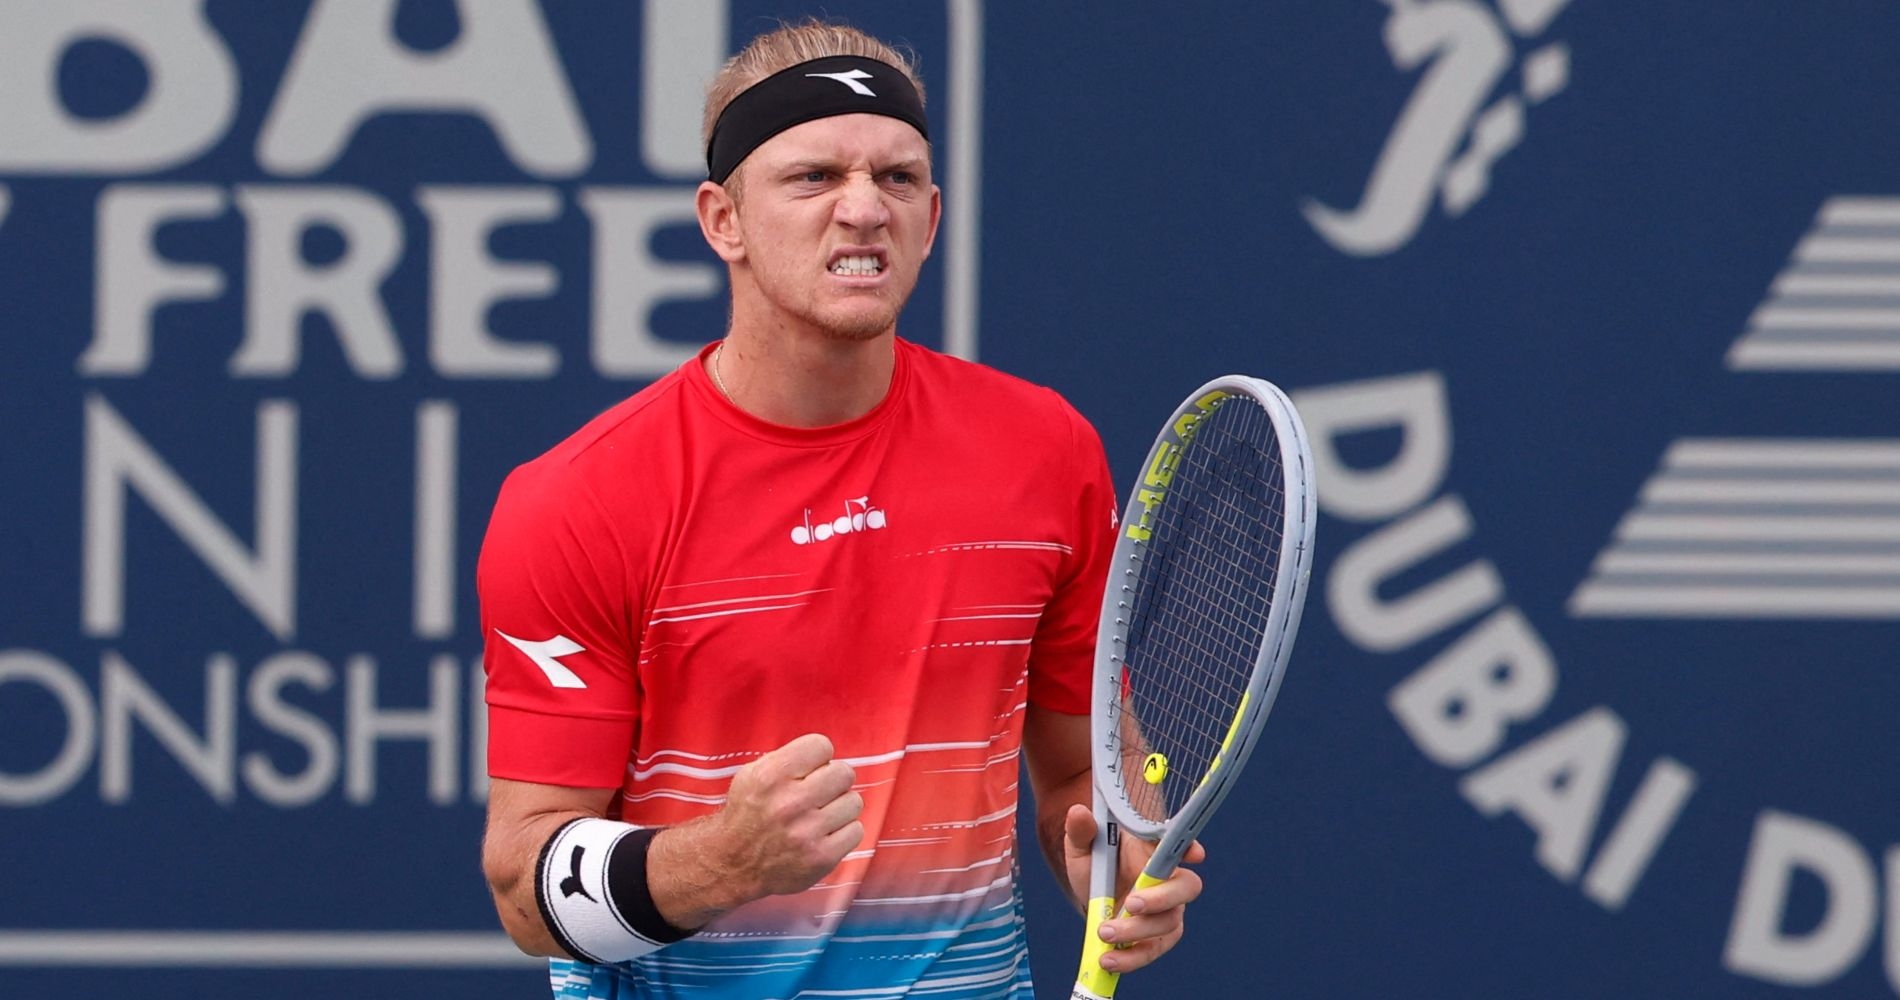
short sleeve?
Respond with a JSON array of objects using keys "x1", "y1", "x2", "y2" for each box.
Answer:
[
  {"x1": 478, "y1": 460, "x2": 642, "y2": 788},
  {"x1": 1026, "y1": 398, "x2": 1118, "y2": 715}
]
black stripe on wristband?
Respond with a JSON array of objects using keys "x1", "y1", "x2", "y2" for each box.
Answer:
[{"x1": 603, "y1": 827, "x2": 695, "y2": 945}]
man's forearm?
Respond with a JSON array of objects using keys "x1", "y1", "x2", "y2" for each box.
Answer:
[
  {"x1": 484, "y1": 776, "x2": 764, "y2": 959},
  {"x1": 488, "y1": 810, "x2": 762, "y2": 959},
  {"x1": 1038, "y1": 769, "x2": 1095, "y2": 910},
  {"x1": 485, "y1": 807, "x2": 594, "y2": 957},
  {"x1": 645, "y1": 816, "x2": 760, "y2": 930}
]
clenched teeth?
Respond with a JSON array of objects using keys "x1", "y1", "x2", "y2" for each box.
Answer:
[{"x1": 831, "y1": 255, "x2": 882, "y2": 276}]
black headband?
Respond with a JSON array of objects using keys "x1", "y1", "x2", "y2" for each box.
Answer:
[{"x1": 705, "y1": 55, "x2": 929, "y2": 184}]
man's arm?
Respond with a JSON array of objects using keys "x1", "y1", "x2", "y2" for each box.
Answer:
[
  {"x1": 1021, "y1": 704, "x2": 1205, "y2": 976},
  {"x1": 484, "y1": 779, "x2": 623, "y2": 955},
  {"x1": 1022, "y1": 705, "x2": 1097, "y2": 910},
  {"x1": 482, "y1": 733, "x2": 864, "y2": 958}
]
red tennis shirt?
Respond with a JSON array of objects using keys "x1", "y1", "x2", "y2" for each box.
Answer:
[{"x1": 477, "y1": 337, "x2": 1116, "y2": 996}]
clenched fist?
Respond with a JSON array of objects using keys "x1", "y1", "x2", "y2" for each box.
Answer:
[{"x1": 713, "y1": 733, "x2": 865, "y2": 898}]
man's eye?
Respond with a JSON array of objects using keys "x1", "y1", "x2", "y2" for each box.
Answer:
[
  {"x1": 801, "y1": 170, "x2": 827, "y2": 183},
  {"x1": 886, "y1": 171, "x2": 913, "y2": 185}
]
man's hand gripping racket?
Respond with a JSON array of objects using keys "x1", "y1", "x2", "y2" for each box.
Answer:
[{"x1": 1072, "y1": 375, "x2": 1316, "y2": 999}]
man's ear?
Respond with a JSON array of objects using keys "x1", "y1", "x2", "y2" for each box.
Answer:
[
  {"x1": 921, "y1": 183, "x2": 943, "y2": 260},
  {"x1": 695, "y1": 180, "x2": 746, "y2": 263}
]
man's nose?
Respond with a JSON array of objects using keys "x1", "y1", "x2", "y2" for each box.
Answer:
[{"x1": 834, "y1": 175, "x2": 890, "y2": 229}]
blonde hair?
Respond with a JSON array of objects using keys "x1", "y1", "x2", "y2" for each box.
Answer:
[{"x1": 701, "y1": 19, "x2": 927, "y2": 162}]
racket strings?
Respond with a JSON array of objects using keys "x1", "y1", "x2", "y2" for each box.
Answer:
[{"x1": 1114, "y1": 397, "x2": 1286, "y2": 822}]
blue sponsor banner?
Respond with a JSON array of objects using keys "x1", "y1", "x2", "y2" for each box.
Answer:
[{"x1": 3, "y1": 2, "x2": 1899, "y2": 997}]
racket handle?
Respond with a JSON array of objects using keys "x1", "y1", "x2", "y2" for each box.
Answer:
[
  {"x1": 1073, "y1": 895, "x2": 1120, "y2": 999},
  {"x1": 1072, "y1": 872, "x2": 1169, "y2": 999}
]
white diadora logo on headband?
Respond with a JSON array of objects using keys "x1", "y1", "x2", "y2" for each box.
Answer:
[{"x1": 806, "y1": 68, "x2": 877, "y2": 96}]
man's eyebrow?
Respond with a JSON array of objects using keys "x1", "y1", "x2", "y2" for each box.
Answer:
[
  {"x1": 778, "y1": 158, "x2": 841, "y2": 173},
  {"x1": 772, "y1": 157, "x2": 929, "y2": 173}
]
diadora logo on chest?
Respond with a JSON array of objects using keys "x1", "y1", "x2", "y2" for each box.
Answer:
[{"x1": 791, "y1": 496, "x2": 888, "y2": 545}]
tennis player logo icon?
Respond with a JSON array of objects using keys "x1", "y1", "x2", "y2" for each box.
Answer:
[{"x1": 791, "y1": 496, "x2": 888, "y2": 545}]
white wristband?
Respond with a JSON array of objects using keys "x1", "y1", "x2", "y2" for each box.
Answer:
[{"x1": 535, "y1": 818, "x2": 690, "y2": 964}]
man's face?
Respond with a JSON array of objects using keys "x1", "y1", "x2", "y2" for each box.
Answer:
[{"x1": 726, "y1": 113, "x2": 941, "y2": 341}]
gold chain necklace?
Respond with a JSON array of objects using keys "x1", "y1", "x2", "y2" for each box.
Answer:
[{"x1": 710, "y1": 341, "x2": 735, "y2": 403}]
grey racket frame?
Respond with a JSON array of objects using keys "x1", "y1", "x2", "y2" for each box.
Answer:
[{"x1": 1087, "y1": 373, "x2": 1318, "y2": 882}]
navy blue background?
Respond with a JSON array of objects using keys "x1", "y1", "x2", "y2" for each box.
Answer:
[{"x1": 4, "y1": 1, "x2": 1898, "y2": 997}]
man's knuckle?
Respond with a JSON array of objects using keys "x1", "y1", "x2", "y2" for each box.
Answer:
[{"x1": 771, "y1": 799, "x2": 806, "y2": 826}]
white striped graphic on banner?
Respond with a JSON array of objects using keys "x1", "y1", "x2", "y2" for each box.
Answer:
[
  {"x1": 0, "y1": 932, "x2": 539, "y2": 968},
  {"x1": 1727, "y1": 196, "x2": 1900, "y2": 371},
  {"x1": 1569, "y1": 438, "x2": 1900, "y2": 618}
]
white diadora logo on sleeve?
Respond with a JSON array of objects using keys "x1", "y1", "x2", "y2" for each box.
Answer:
[
  {"x1": 805, "y1": 68, "x2": 877, "y2": 96},
  {"x1": 792, "y1": 496, "x2": 887, "y2": 545},
  {"x1": 495, "y1": 630, "x2": 588, "y2": 688}
]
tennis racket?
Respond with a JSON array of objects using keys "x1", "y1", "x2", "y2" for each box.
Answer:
[{"x1": 1072, "y1": 375, "x2": 1316, "y2": 1000}]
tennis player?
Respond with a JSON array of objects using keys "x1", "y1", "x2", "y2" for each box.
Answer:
[{"x1": 477, "y1": 20, "x2": 1203, "y2": 998}]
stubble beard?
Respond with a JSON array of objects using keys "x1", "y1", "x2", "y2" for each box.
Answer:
[
  {"x1": 816, "y1": 305, "x2": 899, "y2": 342},
  {"x1": 809, "y1": 277, "x2": 914, "y2": 342}
]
